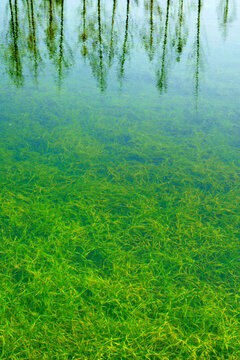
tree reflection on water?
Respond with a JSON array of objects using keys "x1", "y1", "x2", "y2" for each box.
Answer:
[{"x1": 2, "y1": 0, "x2": 237, "y2": 93}]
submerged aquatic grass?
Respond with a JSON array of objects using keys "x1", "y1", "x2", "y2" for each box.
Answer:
[
  {"x1": 0, "y1": 96, "x2": 240, "y2": 359},
  {"x1": 0, "y1": 0, "x2": 240, "y2": 357}
]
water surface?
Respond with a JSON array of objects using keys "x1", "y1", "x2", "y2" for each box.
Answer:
[{"x1": 0, "y1": 0, "x2": 240, "y2": 358}]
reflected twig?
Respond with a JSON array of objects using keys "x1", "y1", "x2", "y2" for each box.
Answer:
[
  {"x1": 195, "y1": 0, "x2": 201, "y2": 110},
  {"x1": 157, "y1": 0, "x2": 170, "y2": 93},
  {"x1": 8, "y1": 0, "x2": 23, "y2": 86},
  {"x1": 58, "y1": 0, "x2": 64, "y2": 89},
  {"x1": 109, "y1": 0, "x2": 117, "y2": 66},
  {"x1": 119, "y1": 0, "x2": 130, "y2": 81}
]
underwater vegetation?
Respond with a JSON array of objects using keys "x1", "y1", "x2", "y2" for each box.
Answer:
[
  {"x1": 0, "y1": 88, "x2": 240, "y2": 359},
  {"x1": 0, "y1": 0, "x2": 240, "y2": 359}
]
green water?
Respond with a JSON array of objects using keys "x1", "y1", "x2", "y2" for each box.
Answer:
[{"x1": 0, "y1": 0, "x2": 240, "y2": 358}]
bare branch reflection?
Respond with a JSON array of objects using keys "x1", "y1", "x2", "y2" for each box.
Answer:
[
  {"x1": 6, "y1": 0, "x2": 23, "y2": 86},
  {"x1": 217, "y1": 0, "x2": 236, "y2": 40},
  {"x1": 1, "y1": 0, "x2": 238, "y2": 95}
]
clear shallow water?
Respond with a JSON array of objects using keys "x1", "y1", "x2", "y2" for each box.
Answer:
[{"x1": 0, "y1": 0, "x2": 240, "y2": 359}]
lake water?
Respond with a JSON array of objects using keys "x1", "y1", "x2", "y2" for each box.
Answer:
[{"x1": 0, "y1": 0, "x2": 240, "y2": 359}]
